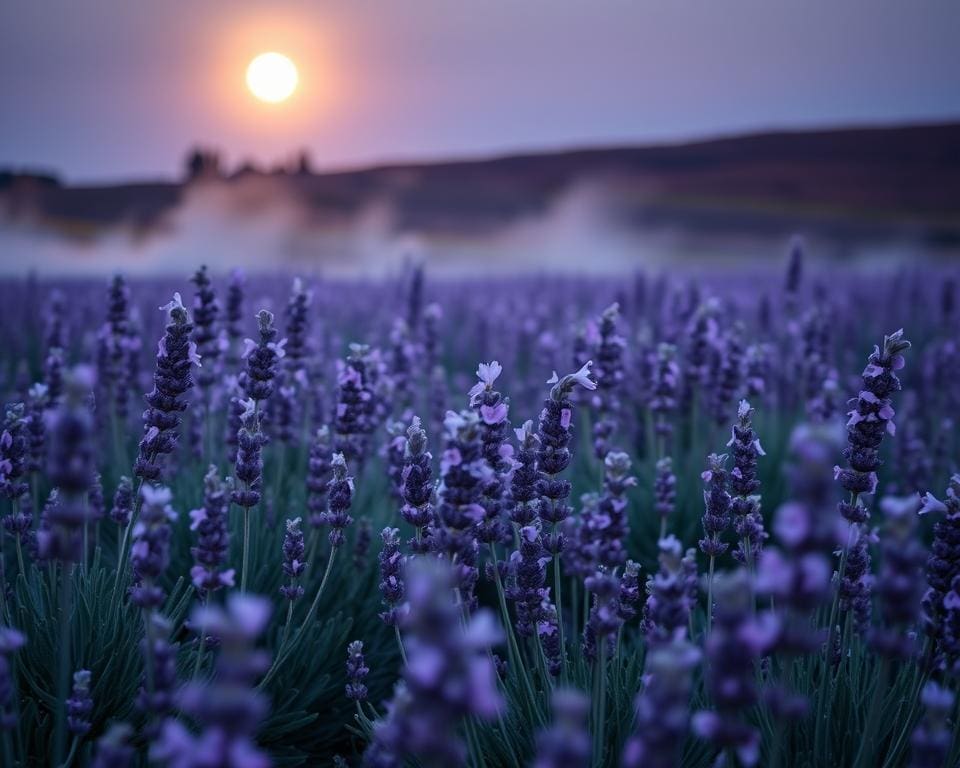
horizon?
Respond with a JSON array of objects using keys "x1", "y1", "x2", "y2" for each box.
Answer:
[
  {"x1": 3, "y1": 1, "x2": 959, "y2": 183},
  {"x1": 5, "y1": 116, "x2": 958, "y2": 187}
]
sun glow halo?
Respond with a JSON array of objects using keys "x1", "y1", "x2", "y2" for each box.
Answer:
[{"x1": 246, "y1": 52, "x2": 298, "y2": 103}]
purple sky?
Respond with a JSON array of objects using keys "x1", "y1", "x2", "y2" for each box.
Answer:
[{"x1": 2, "y1": 0, "x2": 958, "y2": 183}]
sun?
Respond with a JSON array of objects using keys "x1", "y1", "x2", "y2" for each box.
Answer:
[{"x1": 246, "y1": 52, "x2": 298, "y2": 104}]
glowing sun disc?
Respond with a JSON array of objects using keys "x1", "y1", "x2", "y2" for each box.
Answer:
[{"x1": 246, "y1": 52, "x2": 298, "y2": 103}]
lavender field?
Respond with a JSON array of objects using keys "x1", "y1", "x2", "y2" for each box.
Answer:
[{"x1": 0, "y1": 248, "x2": 957, "y2": 768}]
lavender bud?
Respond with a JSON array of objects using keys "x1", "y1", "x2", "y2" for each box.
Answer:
[
  {"x1": 323, "y1": 453, "x2": 355, "y2": 547},
  {"x1": 66, "y1": 669, "x2": 93, "y2": 735},
  {"x1": 189, "y1": 466, "x2": 235, "y2": 595},
  {"x1": 240, "y1": 309, "x2": 285, "y2": 404},
  {"x1": 0, "y1": 626, "x2": 26, "y2": 730},
  {"x1": 128, "y1": 485, "x2": 176, "y2": 610},
  {"x1": 378, "y1": 527, "x2": 405, "y2": 625},
  {"x1": 91, "y1": 723, "x2": 135, "y2": 768},
  {"x1": 345, "y1": 640, "x2": 370, "y2": 702},
  {"x1": 279, "y1": 517, "x2": 306, "y2": 601},
  {"x1": 533, "y1": 689, "x2": 591, "y2": 768},
  {"x1": 134, "y1": 293, "x2": 198, "y2": 483}
]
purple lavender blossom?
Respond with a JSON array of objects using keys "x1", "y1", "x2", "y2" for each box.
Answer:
[
  {"x1": 190, "y1": 265, "x2": 222, "y2": 391},
  {"x1": 909, "y1": 682, "x2": 954, "y2": 768},
  {"x1": 433, "y1": 410, "x2": 484, "y2": 610},
  {"x1": 581, "y1": 568, "x2": 621, "y2": 663},
  {"x1": 109, "y1": 476, "x2": 133, "y2": 528},
  {"x1": 581, "y1": 450, "x2": 635, "y2": 570},
  {"x1": 44, "y1": 347, "x2": 65, "y2": 409},
  {"x1": 711, "y1": 321, "x2": 745, "y2": 426},
  {"x1": 835, "y1": 329, "x2": 911, "y2": 519},
  {"x1": 353, "y1": 517, "x2": 372, "y2": 572},
  {"x1": 869, "y1": 495, "x2": 925, "y2": 659},
  {"x1": 623, "y1": 640, "x2": 700, "y2": 768},
  {"x1": 363, "y1": 559, "x2": 502, "y2": 768},
  {"x1": 649, "y1": 343, "x2": 680, "y2": 449},
  {"x1": 727, "y1": 400, "x2": 767, "y2": 565},
  {"x1": 537, "y1": 362, "x2": 596, "y2": 554},
  {"x1": 129, "y1": 485, "x2": 176, "y2": 609},
  {"x1": 322, "y1": 453, "x2": 354, "y2": 548},
  {"x1": 231, "y1": 399, "x2": 265, "y2": 510},
  {"x1": 395, "y1": 417, "x2": 434, "y2": 555},
  {"x1": 692, "y1": 570, "x2": 772, "y2": 767},
  {"x1": 507, "y1": 524, "x2": 551, "y2": 638},
  {"x1": 0, "y1": 626, "x2": 25, "y2": 730},
  {"x1": 590, "y1": 303, "x2": 625, "y2": 459},
  {"x1": 921, "y1": 474, "x2": 960, "y2": 667},
  {"x1": 618, "y1": 559, "x2": 642, "y2": 622},
  {"x1": 654, "y1": 457, "x2": 676, "y2": 536},
  {"x1": 345, "y1": 640, "x2": 370, "y2": 702},
  {"x1": 241, "y1": 309, "x2": 286, "y2": 407},
  {"x1": 284, "y1": 277, "x2": 312, "y2": 373},
  {"x1": 378, "y1": 527, "x2": 404, "y2": 626},
  {"x1": 641, "y1": 536, "x2": 693, "y2": 646},
  {"x1": 278, "y1": 517, "x2": 306, "y2": 601},
  {"x1": 698, "y1": 453, "x2": 731, "y2": 559},
  {"x1": 838, "y1": 525, "x2": 874, "y2": 636},
  {"x1": 682, "y1": 299, "x2": 719, "y2": 406},
  {"x1": 134, "y1": 293, "x2": 199, "y2": 483},
  {"x1": 66, "y1": 669, "x2": 93, "y2": 735},
  {"x1": 533, "y1": 689, "x2": 591, "y2": 768},
  {"x1": 25, "y1": 383, "x2": 47, "y2": 477},
  {"x1": 104, "y1": 274, "x2": 132, "y2": 418},
  {"x1": 0, "y1": 403, "x2": 29, "y2": 503},
  {"x1": 91, "y1": 723, "x2": 135, "y2": 768},
  {"x1": 743, "y1": 343, "x2": 771, "y2": 401},
  {"x1": 225, "y1": 268, "x2": 246, "y2": 355},
  {"x1": 509, "y1": 420, "x2": 540, "y2": 527},
  {"x1": 40, "y1": 367, "x2": 97, "y2": 563},
  {"x1": 469, "y1": 361, "x2": 513, "y2": 547},
  {"x1": 189, "y1": 466, "x2": 235, "y2": 596},
  {"x1": 383, "y1": 420, "x2": 407, "y2": 501},
  {"x1": 152, "y1": 595, "x2": 272, "y2": 768},
  {"x1": 306, "y1": 426, "x2": 333, "y2": 530},
  {"x1": 388, "y1": 318, "x2": 414, "y2": 411},
  {"x1": 136, "y1": 614, "x2": 178, "y2": 731},
  {"x1": 335, "y1": 344, "x2": 376, "y2": 467}
]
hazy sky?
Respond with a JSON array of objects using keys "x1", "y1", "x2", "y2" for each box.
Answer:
[{"x1": 2, "y1": 0, "x2": 958, "y2": 182}]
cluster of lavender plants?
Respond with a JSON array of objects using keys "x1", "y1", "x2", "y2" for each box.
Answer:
[{"x1": 0, "y1": 251, "x2": 955, "y2": 767}]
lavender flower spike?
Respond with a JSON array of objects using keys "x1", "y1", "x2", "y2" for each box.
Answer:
[
  {"x1": 727, "y1": 400, "x2": 767, "y2": 566},
  {"x1": 279, "y1": 517, "x2": 306, "y2": 601},
  {"x1": 363, "y1": 559, "x2": 503, "y2": 768},
  {"x1": 152, "y1": 594, "x2": 272, "y2": 768},
  {"x1": 323, "y1": 453, "x2": 355, "y2": 547},
  {"x1": 378, "y1": 527, "x2": 405, "y2": 626},
  {"x1": 345, "y1": 640, "x2": 370, "y2": 702},
  {"x1": 66, "y1": 669, "x2": 93, "y2": 735},
  {"x1": 921, "y1": 474, "x2": 960, "y2": 667},
  {"x1": 129, "y1": 485, "x2": 177, "y2": 610},
  {"x1": 134, "y1": 292, "x2": 198, "y2": 483},
  {"x1": 240, "y1": 309, "x2": 285, "y2": 404},
  {"x1": 533, "y1": 689, "x2": 591, "y2": 768},
  {"x1": 109, "y1": 476, "x2": 133, "y2": 528},
  {"x1": 0, "y1": 626, "x2": 26, "y2": 730},
  {"x1": 909, "y1": 682, "x2": 954, "y2": 768},
  {"x1": 189, "y1": 465, "x2": 234, "y2": 596},
  {"x1": 623, "y1": 640, "x2": 701, "y2": 768},
  {"x1": 835, "y1": 328, "x2": 911, "y2": 520},
  {"x1": 91, "y1": 723, "x2": 135, "y2": 768},
  {"x1": 400, "y1": 416, "x2": 434, "y2": 552}
]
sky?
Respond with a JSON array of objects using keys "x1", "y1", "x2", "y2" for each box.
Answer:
[{"x1": 1, "y1": 0, "x2": 959, "y2": 183}]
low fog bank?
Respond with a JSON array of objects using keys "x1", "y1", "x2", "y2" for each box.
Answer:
[{"x1": 0, "y1": 175, "x2": 953, "y2": 278}]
